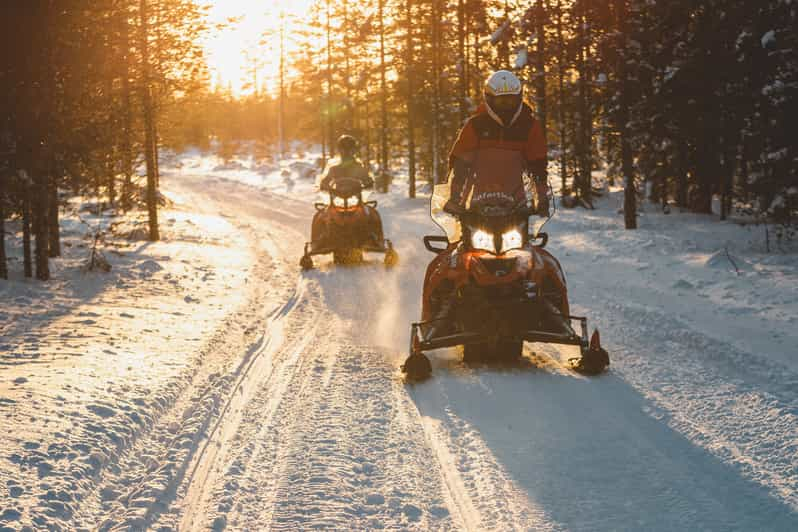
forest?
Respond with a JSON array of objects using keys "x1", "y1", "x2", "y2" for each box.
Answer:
[{"x1": 1, "y1": 0, "x2": 796, "y2": 281}]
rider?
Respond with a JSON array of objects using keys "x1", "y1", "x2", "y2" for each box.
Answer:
[
  {"x1": 320, "y1": 134, "x2": 374, "y2": 192},
  {"x1": 315, "y1": 134, "x2": 381, "y2": 245},
  {"x1": 446, "y1": 70, "x2": 549, "y2": 215}
]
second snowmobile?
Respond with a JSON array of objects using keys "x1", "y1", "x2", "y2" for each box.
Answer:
[{"x1": 301, "y1": 177, "x2": 398, "y2": 269}]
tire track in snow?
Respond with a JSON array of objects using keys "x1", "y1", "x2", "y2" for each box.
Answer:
[
  {"x1": 409, "y1": 365, "x2": 561, "y2": 532},
  {"x1": 215, "y1": 320, "x2": 341, "y2": 530},
  {"x1": 177, "y1": 275, "x2": 318, "y2": 530},
  {"x1": 73, "y1": 219, "x2": 294, "y2": 530},
  {"x1": 260, "y1": 343, "x2": 456, "y2": 530}
]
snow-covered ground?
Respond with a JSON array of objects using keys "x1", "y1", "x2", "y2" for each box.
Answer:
[{"x1": 1, "y1": 147, "x2": 796, "y2": 530}]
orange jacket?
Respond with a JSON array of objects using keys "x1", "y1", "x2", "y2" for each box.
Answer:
[
  {"x1": 448, "y1": 102, "x2": 548, "y2": 205},
  {"x1": 449, "y1": 102, "x2": 547, "y2": 175}
]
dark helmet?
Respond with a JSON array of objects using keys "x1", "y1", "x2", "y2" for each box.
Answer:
[{"x1": 337, "y1": 134, "x2": 358, "y2": 157}]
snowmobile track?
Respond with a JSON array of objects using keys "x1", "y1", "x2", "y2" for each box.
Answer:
[{"x1": 178, "y1": 275, "x2": 318, "y2": 530}]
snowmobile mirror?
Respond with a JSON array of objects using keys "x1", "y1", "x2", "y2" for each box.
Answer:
[
  {"x1": 366, "y1": 200, "x2": 378, "y2": 208},
  {"x1": 315, "y1": 202, "x2": 327, "y2": 211},
  {"x1": 532, "y1": 232, "x2": 548, "y2": 248},
  {"x1": 423, "y1": 235, "x2": 450, "y2": 254}
]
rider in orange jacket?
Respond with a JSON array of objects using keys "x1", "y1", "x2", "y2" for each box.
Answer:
[{"x1": 447, "y1": 70, "x2": 549, "y2": 215}]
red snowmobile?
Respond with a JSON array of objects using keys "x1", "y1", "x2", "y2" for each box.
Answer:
[
  {"x1": 300, "y1": 177, "x2": 398, "y2": 269},
  {"x1": 401, "y1": 164, "x2": 609, "y2": 380}
]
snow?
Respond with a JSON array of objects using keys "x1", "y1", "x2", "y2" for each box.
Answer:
[
  {"x1": 1, "y1": 148, "x2": 797, "y2": 530},
  {"x1": 664, "y1": 65, "x2": 680, "y2": 83},
  {"x1": 0, "y1": 195, "x2": 254, "y2": 529},
  {"x1": 761, "y1": 30, "x2": 777, "y2": 48},
  {"x1": 490, "y1": 20, "x2": 511, "y2": 45},
  {"x1": 514, "y1": 48, "x2": 528, "y2": 69}
]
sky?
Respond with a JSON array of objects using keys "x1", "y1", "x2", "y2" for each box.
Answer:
[{"x1": 203, "y1": 0, "x2": 315, "y2": 97}]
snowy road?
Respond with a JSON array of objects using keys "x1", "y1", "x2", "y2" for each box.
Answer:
[
  {"x1": 159, "y1": 167, "x2": 796, "y2": 530},
  {"x1": 2, "y1": 154, "x2": 797, "y2": 530}
]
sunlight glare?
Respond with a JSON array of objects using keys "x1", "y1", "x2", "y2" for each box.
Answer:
[{"x1": 204, "y1": 0, "x2": 314, "y2": 97}]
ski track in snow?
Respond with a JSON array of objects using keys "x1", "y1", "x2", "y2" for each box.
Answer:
[{"x1": 3, "y1": 151, "x2": 797, "y2": 530}]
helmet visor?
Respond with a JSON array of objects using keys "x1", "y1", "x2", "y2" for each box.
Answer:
[{"x1": 489, "y1": 94, "x2": 521, "y2": 112}]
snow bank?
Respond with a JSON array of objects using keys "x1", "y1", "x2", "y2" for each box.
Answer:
[{"x1": 0, "y1": 197, "x2": 254, "y2": 529}]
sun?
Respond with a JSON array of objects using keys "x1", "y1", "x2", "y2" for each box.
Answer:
[{"x1": 203, "y1": 0, "x2": 315, "y2": 97}]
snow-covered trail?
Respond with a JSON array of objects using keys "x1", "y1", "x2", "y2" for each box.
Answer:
[
  {"x1": 149, "y1": 168, "x2": 795, "y2": 531},
  {"x1": 4, "y1": 151, "x2": 795, "y2": 530},
  {"x1": 145, "y1": 176, "x2": 461, "y2": 530}
]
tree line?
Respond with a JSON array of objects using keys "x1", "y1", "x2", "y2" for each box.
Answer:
[
  {"x1": 0, "y1": 0, "x2": 206, "y2": 281},
  {"x1": 1, "y1": 0, "x2": 796, "y2": 281},
  {"x1": 200, "y1": 0, "x2": 795, "y2": 231}
]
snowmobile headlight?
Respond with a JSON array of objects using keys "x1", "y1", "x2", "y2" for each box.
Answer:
[
  {"x1": 471, "y1": 229, "x2": 496, "y2": 253},
  {"x1": 345, "y1": 195, "x2": 359, "y2": 207},
  {"x1": 501, "y1": 228, "x2": 524, "y2": 252},
  {"x1": 333, "y1": 196, "x2": 347, "y2": 208}
]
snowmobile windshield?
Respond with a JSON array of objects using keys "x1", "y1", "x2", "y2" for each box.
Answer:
[{"x1": 431, "y1": 149, "x2": 552, "y2": 241}]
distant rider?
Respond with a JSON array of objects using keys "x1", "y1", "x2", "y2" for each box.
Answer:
[
  {"x1": 319, "y1": 135, "x2": 374, "y2": 192},
  {"x1": 315, "y1": 134, "x2": 381, "y2": 244},
  {"x1": 446, "y1": 70, "x2": 549, "y2": 215}
]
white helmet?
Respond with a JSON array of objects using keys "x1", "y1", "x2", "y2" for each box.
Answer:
[{"x1": 484, "y1": 70, "x2": 523, "y2": 126}]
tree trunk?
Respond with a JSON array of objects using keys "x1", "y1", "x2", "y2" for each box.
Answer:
[
  {"x1": 279, "y1": 12, "x2": 286, "y2": 160},
  {"x1": 0, "y1": 182, "x2": 6, "y2": 280},
  {"x1": 406, "y1": 0, "x2": 416, "y2": 198},
  {"x1": 140, "y1": 0, "x2": 159, "y2": 241},
  {"x1": 33, "y1": 167, "x2": 50, "y2": 280},
  {"x1": 616, "y1": 0, "x2": 636, "y2": 229},
  {"x1": 326, "y1": 0, "x2": 335, "y2": 150},
  {"x1": 121, "y1": 47, "x2": 133, "y2": 212},
  {"x1": 497, "y1": 5, "x2": 510, "y2": 68},
  {"x1": 22, "y1": 182, "x2": 32, "y2": 278},
  {"x1": 535, "y1": 0, "x2": 547, "y2": 140},
  {"x1": 576, "y1": 0, "x2": 592, "y2": 205},
  {"x1": 693, "y1": 150, "x2": 714, "y2": 214},
  {"x1": 719, "y1": 134, "x2": 736, "y2": 221},
  {"x1": 153, "y1": 120, "x2": 160, "y2": 188},
  {"x1": 364, "y1": 79, "x2": 372, "y2": 170},
  {"x1": 343, "y1": 1, "x2": 352, "y2": 132},
  {"x1": 676, "y1": 139, "x2": 688, "y2": 208},
  {"x1": 120, "y1": 2, "x2": 134, "y2": 211},
  {"x1": 379, "y1": 0, "x2": 389, "y2": 192},
  {"x1": 472, "y1": 26, "x2": 481, "y2": 97},
  {"x1": 583, "y1": 2, "x2": 594, "y2": 206},
  {"x1": 107, "y1": 153, "x2": 116, "y2": 207},
  {"x1": 457, "y1": 0, "x2": 468, "y2": 122},
  {"x1": 431, "y1": 0, "x2": 443, "y2": 183},
  {"x1": 48, "y1": 172, "x2": 60, "y2": 257},
  {"x1": 320, "y1": 89, "x2": 327, "y2": 165},
  {"x1": 556, "y1": 0, "x2": 567, "y2": 194}
]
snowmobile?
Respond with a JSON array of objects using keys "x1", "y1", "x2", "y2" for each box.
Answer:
[
  {"x1": 401, "y1": 163, "x2": 609, "y2": 380},
  {"x1": 300, "y1": 177, "x2": 398, "y2": 269}
]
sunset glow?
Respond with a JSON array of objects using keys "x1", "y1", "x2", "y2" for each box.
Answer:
[{"x1": 204, "y1": 0, "x2": 314, "y2": 97}]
